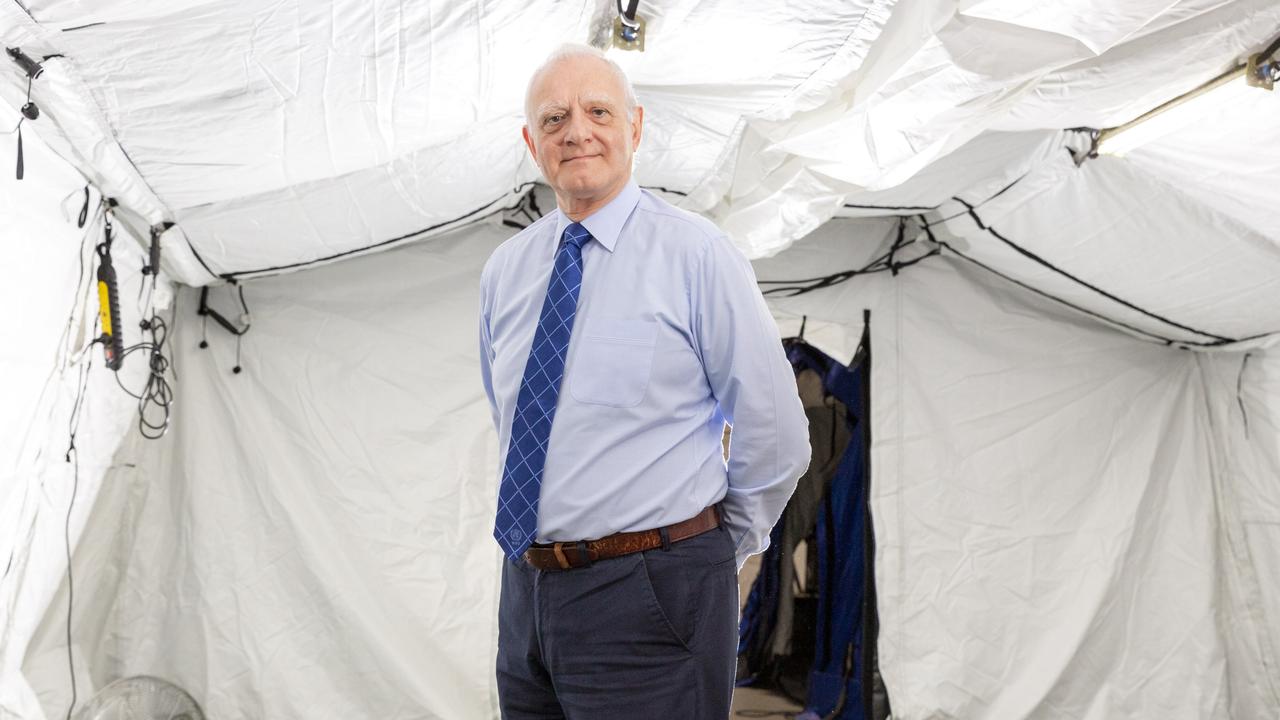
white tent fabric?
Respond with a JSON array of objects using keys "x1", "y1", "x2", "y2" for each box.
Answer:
[
  {"x1": 3, "y1": 1, "x2": 1280, "y2": 718},
  {"x1": 756, "y1": 221, "x2": 1280, "y2": 719},
  {"x1": 1, "y1": 103, "x2": 175, "y2": 720},
  {"x1": 5, "y1": 0, "x2": 1277, "y2": 279},
  {"x1": 23, "y1": 222, "x2": 510, "y2": 719}
]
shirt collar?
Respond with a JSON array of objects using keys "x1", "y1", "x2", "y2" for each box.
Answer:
[{"x1": 552, "y1": 181, "x2": 641, "y2": 253}]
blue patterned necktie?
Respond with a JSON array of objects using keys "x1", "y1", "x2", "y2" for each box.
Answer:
[{"x1": 494, "y1": 222, "x2": 591, "y2": 560}]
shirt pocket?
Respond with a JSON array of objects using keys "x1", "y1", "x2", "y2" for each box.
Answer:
[{"x1": 569, "y1": 318, "x2": 658, "y2": 408}]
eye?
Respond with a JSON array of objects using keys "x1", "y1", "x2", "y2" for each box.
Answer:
[
  {"x1": 544, "y1": 113, "x2": 565, "y2": 127},
  {"x1": 591, "y1": 108, "x2": 609, "y2": 118}
]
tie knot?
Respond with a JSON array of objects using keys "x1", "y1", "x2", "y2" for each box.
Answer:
[{"x1": 562, "y1": 222, "x2": 591, "y2": 250}]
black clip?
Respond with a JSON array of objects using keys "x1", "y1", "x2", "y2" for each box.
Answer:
[
  {"x1": 659, "y1": 527, "x2": 671, "y2": 551},
  {"x1": 577, "y1": 541, "x2": 592, "y2": 567}
]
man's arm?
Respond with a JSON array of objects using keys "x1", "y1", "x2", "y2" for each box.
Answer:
[
  {"x1": 690, "y1": 234, "x2": 810, "y2": 570},
  {"x1": 478, "y1": 261, "x2": 501, "y2": 433}
]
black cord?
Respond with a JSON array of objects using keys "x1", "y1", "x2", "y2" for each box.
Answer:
[
  {"x1": 616, "y1": 0, "x2": 640, "y2": 26},
  {"x1": 956, "y1": 199, "x2": 1234, "y2": 343},
  {"x1": 112, "y1": 311, "x2": 177, "y2": 439},
  {"x1": 1237, "y1": 352, "x2": 1252, "y2": 438},
  {"x1": 1260, "y1": 32, "x2": 1280, "y2": 63},
  {"x1": 221, "y1": 181, "x2": 538, "y2": 280},
  {"x1": 757, "y1": 218, "x2": 939, "y2": 298},
  {"x1": 62, "y1": 343, "x2": 94, "y2": 720}
]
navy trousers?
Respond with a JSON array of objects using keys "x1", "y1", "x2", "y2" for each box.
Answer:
[{"x1": 497, "y1": 524, "x2": 739, "y2": 719}]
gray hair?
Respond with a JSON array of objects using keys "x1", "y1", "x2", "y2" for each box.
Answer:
[{"x1": 523, "y1": 43, "x2": 639, "y2": 126}]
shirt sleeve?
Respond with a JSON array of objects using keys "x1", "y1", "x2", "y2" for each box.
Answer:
[
  {"x1": 690, "y1": 234, "x2": 811, "y2": 570},
  {"x1": 478, "y1": 259, "x2": 500, "y2": 433}
]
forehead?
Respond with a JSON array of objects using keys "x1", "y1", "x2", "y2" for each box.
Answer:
[{"x1": 529, "y1": 56, "x2": 625, "y2": 108}]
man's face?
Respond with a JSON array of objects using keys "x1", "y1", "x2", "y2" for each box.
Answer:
[{"x1": 523, "y1": 55, "x2": 643, "y2": 207}]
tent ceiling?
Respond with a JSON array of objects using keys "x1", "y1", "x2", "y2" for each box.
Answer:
[{"x1": 1, "y1": 0, "x2": 1276, "y2": 287}]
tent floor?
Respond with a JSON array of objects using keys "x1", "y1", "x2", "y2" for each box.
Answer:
[
  {"x1": 732, "y1": 684, "x2": 804, "y2": 715},
  {"x1": 731, "y1": 554, "x2": 805, "y2": 716}
]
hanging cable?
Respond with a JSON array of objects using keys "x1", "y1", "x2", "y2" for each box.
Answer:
[
  {"x1": 197, "y1": 282, "x2": 252, "y2": 375},
  {"x1": 757, "y1": 217, "x2": 940, "y2": 297},
  {"x1": 84, "y1": 196, "x2": 179, "y2": 439},
  {"x1": 1237, "y1": 352, "x2": 1253, "y2": 438},
  {"x1": 5, "y1": 47, "x2": 46, "y2": 180},
  {"x1": 111, "y1": 297, "x2": 177, "y2": 440},
  {"x1": 62, "y1": 341, "x2": 94, "y2": 720}
]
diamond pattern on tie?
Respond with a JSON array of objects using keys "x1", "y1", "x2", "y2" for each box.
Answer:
[{"x1": 494, "y1": 222, "x2": 591, "y2": 559}]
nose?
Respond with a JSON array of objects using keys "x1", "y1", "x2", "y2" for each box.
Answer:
[{"x1": 562, "y1": 109, "x2": 593, "y2": 146}]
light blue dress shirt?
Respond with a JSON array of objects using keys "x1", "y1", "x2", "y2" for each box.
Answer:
[{"x1": 479, "y1": 181, "x2": 810, "y2": 568}]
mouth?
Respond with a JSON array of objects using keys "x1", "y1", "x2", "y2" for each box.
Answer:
[{"x1": 562, "y1": 155, "x2": 597, "y2": 164}]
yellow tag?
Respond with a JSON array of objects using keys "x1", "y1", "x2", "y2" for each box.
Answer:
[{"x1": 97, "y1": 280, "x2": 113, "y2": 335}]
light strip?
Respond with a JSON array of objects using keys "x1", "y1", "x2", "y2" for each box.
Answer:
[{"x1": 1096, "y1": 64, "x2": 1253, "y2": 156}]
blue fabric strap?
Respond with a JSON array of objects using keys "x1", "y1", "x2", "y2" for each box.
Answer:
[{"x1": 494, "y1": 222, "x2": 591, "y2": 560}]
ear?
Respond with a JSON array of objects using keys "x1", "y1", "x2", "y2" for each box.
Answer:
[
  {"x1": 522, "y1": 125, "x2": 539, "y2": 165},
  {"x1": 630, "y1": 106, "x2": 644, "y2": 150}
]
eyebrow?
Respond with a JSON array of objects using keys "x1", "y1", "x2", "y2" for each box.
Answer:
[
  {"x1": 535, "y1": 101, "x2": 568, "y2": 123},
  {"x1": 534, "y1": 94, "x2": 621, "y2": 124}
]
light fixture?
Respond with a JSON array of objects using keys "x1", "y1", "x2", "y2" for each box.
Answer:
[
  {"x1": 1095, "y1": 46, "x2": 1277, "y2": 156},
  {"x1": 5, "y1": 46, "x2": 44, "y2": 79},
  {"x1": 612, "y1": 0, "x2": 645, "y2": 52}
]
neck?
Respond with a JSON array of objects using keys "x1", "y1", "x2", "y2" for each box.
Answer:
[{"x1": 556, "y1": 180, "x2": 629, "y2": 222}]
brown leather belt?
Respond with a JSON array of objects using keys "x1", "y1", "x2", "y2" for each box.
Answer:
[{"x1": 523, "y1": 505, "x2": 721, "y2": 571}]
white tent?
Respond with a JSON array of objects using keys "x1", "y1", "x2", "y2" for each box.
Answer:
[{"x1": 3, "y1": 1, "x2": 1279, "y2": 718}]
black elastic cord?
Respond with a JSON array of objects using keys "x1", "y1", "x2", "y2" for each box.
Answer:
[
  {"x1": 76, "y1": 187, "x2": 89, "y2": 227},
  {"x1": 939, "y1": 240, "x2": 1211, "y2": 346},
  {"x1": 957, "y1": 199, "x2": 1234, "y2": 343},
  {"x1": 1237, "y1": 353, "x2": 1253, "y2": 437},
  {"x1": 887, "y1": 218, "x2": 906, "y2": 275},
  {"x1": 844, "y1": 202, "x2": 936, "y2": 212},
  {"x1": 758, "y1": 217, "x2": 939, "y2": 297},
  {"x1": 61, "y1": 22, "x2": 105, "y2": 32},
  {"x1": 220, "y1": 182, "x2": 538, "y2": 280},
  {"x1": 640, "y1": 185, "x2": 688, "y2": 197}
]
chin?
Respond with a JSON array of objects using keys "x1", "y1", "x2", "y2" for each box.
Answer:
[{"x1": 557, "y1": 175, "x2": 607, "y2": 198}]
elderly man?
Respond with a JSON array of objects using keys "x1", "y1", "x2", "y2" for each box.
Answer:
[{"x1": 478, "y1": 43, "x2": 810, "y2": 718}]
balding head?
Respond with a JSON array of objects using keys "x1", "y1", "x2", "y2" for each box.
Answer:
[{"x1": 524, "y1": 44, "x2": 638, "y2": 126}]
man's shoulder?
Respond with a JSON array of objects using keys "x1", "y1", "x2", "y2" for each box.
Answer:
[
  {"x1": 482, "y1": 211, "x2": 558, "y2": 282},
  {"x1": 495, "y1": 211, "x2": 558, "y2": 258},
  {"x1": 633, "y1": 190, "x2": 725, "y2": 247}
]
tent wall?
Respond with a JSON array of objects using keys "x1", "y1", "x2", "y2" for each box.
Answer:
[
  {"x1": 756, "y1": 219, "x2": 1280, "y2": 718},
  {"x1": 1, "y1": 117, "x2": 170, "y2": 719},
  {"x1": 13, "y1": 206, "x2": 1280, "y2": 719},
  {"x1": 23, "y1": 219, "x2": 511, "y2": 719},
  {"x1": 1197, "y1": 350, "x2": 1280, "y2": 717}
]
